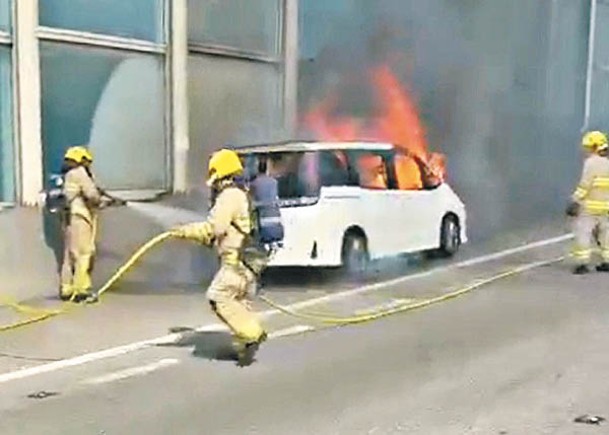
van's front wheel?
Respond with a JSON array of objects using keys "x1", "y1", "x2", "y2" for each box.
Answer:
[
  {"x1": 341, "y1": 233, "x2": 369, "y2": 278},
  {"x1": 439, "y1": 215, "x2": 461, "y2": 257}
]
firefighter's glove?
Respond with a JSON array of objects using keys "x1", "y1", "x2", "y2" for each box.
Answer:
[
  {"x1": 171, "y1": 222, "x2": 214, "y2": 245},
  {"x1": 565, "y1": 201, "x2": 581, "y2": 217}
]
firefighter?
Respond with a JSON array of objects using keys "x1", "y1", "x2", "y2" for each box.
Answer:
[
  {"x1": 567, "y1": 131, "x2": 609, "y2": 274},
  {"x1": 59, "y1": 146, "x2": 104, "y2": 302},
  {"x1": 172, "y1": 149, "x2": 267, "y2": 366}
]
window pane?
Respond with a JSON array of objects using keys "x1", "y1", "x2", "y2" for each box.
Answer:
[
  {"x1": 0, "y1": 46, "x2": 14, "y2": 202},
  {"x1": 347, "y1": 151, "x2": 389, "y2": 190},
  {"x1": 0, "y1": 0, "x2": 10, "y2": 32},
  {"x1": 188, "y1": 0, "x2": 281, "y2": 55},
  {"x1": 317, "y1": 150, "x2": 350, "y2": 187},
  {"x1": 394, "y1": 154, "x2": 423, "y2": 190},
  {"x1": 40, "y1": 43, "x2": 167, "y2": 190},
  {"x1": 188, "y1": 54, "x2": 284, "y2": 187},
  {"x1": 40, "y1": 0, "x2": 164, "y2": 42},
  {"x1": 242, "y1": 152, "x2": 320, "y2": 200}
]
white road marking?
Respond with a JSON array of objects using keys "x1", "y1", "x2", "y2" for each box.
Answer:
[
  {"x1": 453, "y1": 234, "x2": 572, "y2": 268},
  {"x1": 0, "y1": 233, "x2": 571, "y2": 385},
  {"x1": 268, "y1": 325, "x2": 314, "y2": 339},
  {"x1": 280, "y1": 234, "x2": 573, "y2": 311},
  {"x1": 82, "y1": 358, "x2": 179, "y2": 386}
]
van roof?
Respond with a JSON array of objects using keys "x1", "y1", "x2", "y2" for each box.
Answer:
[{"x1": 233, "y1": 140, "x2": 394, "y2": 154}]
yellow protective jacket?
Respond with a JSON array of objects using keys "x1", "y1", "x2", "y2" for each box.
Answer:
[
  {"x1": 64, "y1": 166, "x2": 102, "y2": 224},
  {"x1": 178, "y1": 186, "x2": 252, "y2": 263},
  {"x1": 572, "y1": 154, "x2": 609, "y2": 215}
]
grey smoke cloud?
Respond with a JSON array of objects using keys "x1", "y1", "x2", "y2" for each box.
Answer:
[{"x1": 298, "y1": 0, "x2": 589, "y2": 242}]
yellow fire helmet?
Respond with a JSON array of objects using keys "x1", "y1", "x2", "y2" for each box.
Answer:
[
  {"x1": 582, "y1": 130, "x2": 608, "y2": 152},
  {"x1": 64, "y1": 145, "x2": 93, "y2": 163},
  {"x1": 206, "y1": 148, "x2": 243, "y2": 186}
]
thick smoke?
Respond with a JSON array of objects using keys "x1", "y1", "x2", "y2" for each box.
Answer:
[{"x1": 298, "y1": 0, "x2": 589, "y2": 242}]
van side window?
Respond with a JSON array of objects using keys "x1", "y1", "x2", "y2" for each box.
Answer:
[
  {"x1": 421, "y1": 154, "x2": 443, "y2": 189},
  {"x1": 394, "y1": 153, "x2": 424, "y2": 191},
  {"x1": 392, "y1": 152, "x2": 443, "y2": 191},
  {"x1": 349, "y1": 152, "x2": 389, "y2": 190},
  {"x1": 318, "y1": 151, "x2": 351, "y2": 187}
]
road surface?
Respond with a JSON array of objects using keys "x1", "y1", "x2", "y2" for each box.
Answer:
[{"x1": 1, "y1": 230, "x2": 608, "y2": 434}]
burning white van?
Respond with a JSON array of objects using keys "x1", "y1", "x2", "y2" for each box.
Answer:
[{"x1": 235, "y1": 141, "x2": 467, "y2": 273}]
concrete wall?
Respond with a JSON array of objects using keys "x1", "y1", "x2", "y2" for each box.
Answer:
[
  {"x1": 0, "y1": 205, "x2": 217, "y2": 303},
  {"x1": 298, "y1": 0, "x2": 590, "y2": 242}
]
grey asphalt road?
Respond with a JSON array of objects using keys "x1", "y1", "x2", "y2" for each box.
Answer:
[{"x1": 1, "y1": 238, "x2": 608, "y2": 435}]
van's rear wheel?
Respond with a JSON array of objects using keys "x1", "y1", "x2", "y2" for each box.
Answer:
[
  {"x1": 439, "y1": 215, "x2": 461, "y2": 257},
  {"x1": 341, "y1": 233, "x2": 369, "y2": 278}
]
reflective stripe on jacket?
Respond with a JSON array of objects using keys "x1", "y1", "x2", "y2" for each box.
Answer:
[{"x1": 572, "y1": 154, "x2": 609, "y2": 215}]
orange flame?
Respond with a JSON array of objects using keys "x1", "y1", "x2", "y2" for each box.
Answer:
[{"x1": 301, "y1": 64, "x2": 446, "y2": 185}]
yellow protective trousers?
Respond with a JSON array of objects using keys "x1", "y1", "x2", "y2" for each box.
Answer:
[
  {"x1": 572, "y1": 213, "x2": 609, "y2": 265},
  {"x1": 60, "y1": 215, "x2": 96, "y2": 297},
  {"x1": 206, "y1": 252, "x2": 265, "y2": 343}
]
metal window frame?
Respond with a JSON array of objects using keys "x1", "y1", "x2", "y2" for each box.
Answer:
[
  {"x1": 0, "y1": 16, "x2": 15, "y2": 204},
  {"x1": 168, "y1": 0, "x2": 190, "y2": 193},
  {"x1": 14, "y1": 0, "x2": 43, "y2": 206},
  {"x1": 188, "y1": 42, "x2": 281, "y2": 64},
  {"x1": 37, "y1": 26, "x2": 166, "y2": 54},
  {"x1": 34, "y1": 2, "x2": 173, "y2": 197},
  {"x1": 282, "y1": 0, "x2": 298, "y2": 137},
  {"x1": 186, "y1": 0, "x2": 290, "y2": 146},
  {"x1": 10, "y1": 0, "x2": 173, "y2": 205},
  {"x1": 276, "y1": 0, "x2": 285, "y2": 59},
  {"x1": 187, "y1": 0, "x2": 284, "y2": 64},
  {"x1": 583, "y1": 0, "x2": 597, "y2": 132},
  {"x1": 162, "y1": 0, "x2": 173, "y2": 191}
]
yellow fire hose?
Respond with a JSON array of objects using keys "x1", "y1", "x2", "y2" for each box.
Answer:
[
  {"x1": 258, "y1": 256, "x2": 565, "y2": 324},
  {"x1": 0, "y1": 231, "x2": 566, "y2": 333},
  {"x1": 0, "y1": 232, "x2": 173, "y2": 332}
]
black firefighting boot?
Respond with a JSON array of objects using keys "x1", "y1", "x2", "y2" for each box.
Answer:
[
  {"x1": 236, "y1": 331, "x2": 268, "y2": 367},
  {"x1": 573, "y1": 265, "x2": 590, "y2": 275},
  {"x1": 596, "y1": 263, "x2": 609, "y2": 272},
  {"x1": 71, "y1": 289, "x2": 98, "y2": 304},
  {"x1": 84, "y1": 291, "x2": 99, "y2": 304}
]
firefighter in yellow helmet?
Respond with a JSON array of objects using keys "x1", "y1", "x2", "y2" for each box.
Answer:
[
  {"x1": 59, "y1": 146, "x2": 105, "y2": 302},
  {"x1": 172, "y1": 149, "x2": 267, "y2": 366},
  {"x1": 567, "y1": 131, "x2": 609, "y2": 274}
]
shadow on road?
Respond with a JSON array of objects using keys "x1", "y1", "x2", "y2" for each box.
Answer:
[
  {"x1": 157, "y1": 329, "x2": 239, "y2": 363},
  {"x1": 103, "y1": 281, "x2": 205, "y2": 296},
  {"x1": 262, "y1": 253, "x2": 429, "y2": 289}
]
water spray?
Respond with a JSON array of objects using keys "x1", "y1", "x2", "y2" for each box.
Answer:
[{"x1": 123, "y1": 201, "x2": 206, "y2": 230}]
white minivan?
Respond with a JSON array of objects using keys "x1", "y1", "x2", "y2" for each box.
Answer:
[{"x1": 236, "y1": 141, "x2": 467, "y2": 273}]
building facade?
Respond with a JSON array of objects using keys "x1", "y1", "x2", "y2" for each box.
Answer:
[
  {"x1": 1, "y1": 0, "x2": 606, "y2": 243},
  {"x1": 0, "y1": 0, "x2": 297, "y2": 206}
]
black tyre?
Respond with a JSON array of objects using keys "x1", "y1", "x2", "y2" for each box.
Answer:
[
  {"x1": 438, "y1": 215, "x2": 461, "y2": 257},
  {"x1": 341, "y1": 233, "x2": 369, "y2": 278}
]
